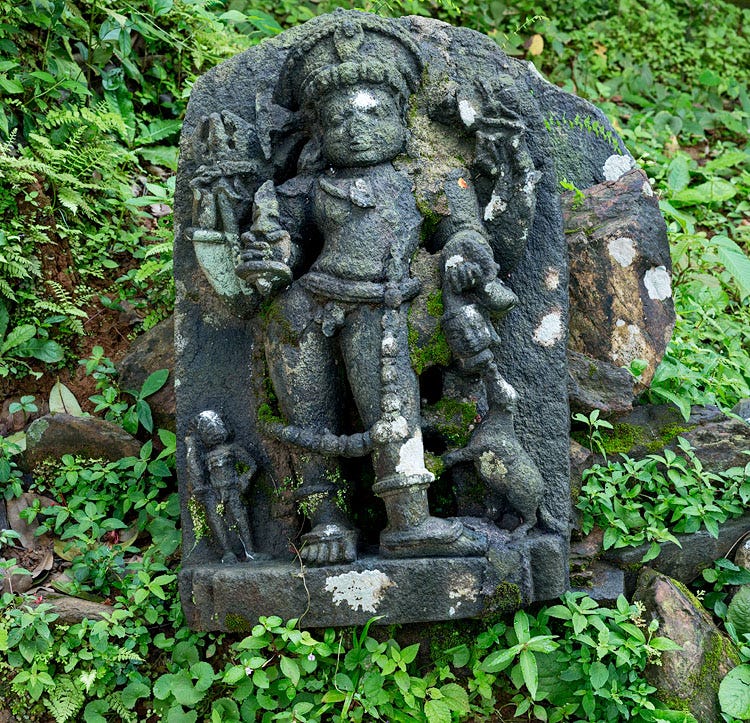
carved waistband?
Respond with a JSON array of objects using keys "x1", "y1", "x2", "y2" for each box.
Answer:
[{"x1": 300, "y1": 271, "x2": 421, "y2": 304}]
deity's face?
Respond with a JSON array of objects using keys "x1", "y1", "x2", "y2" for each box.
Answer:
[
  {"x1": 317, "y1": 84, "x2": 406, "y2": 167},
  {"x1": 197, "y1": 411, "x2": 229, "y2": 447}
]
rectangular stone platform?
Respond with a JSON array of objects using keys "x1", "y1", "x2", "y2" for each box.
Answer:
[{"x1": 181, "y1": 556, "x2": 513, "y2": 630}]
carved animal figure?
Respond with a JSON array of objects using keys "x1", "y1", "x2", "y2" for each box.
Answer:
[{"x1": 443, "y1": 408, "x2": 546, "y2": 536}]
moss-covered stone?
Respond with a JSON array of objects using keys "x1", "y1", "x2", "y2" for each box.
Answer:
[
  {"x1": 481, "y1": 581, "x2": 522, "y2": 620},
  {"x1": 224, "y1": 613, "x2": 252, "y2": 632},
  {"x1": 423, "y1": 397, "x2": 478, "y2": 448}
]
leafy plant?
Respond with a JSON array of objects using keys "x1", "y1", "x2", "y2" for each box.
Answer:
[{"x1": 578, "y1": 438, "x2": 750, "y2": 562}]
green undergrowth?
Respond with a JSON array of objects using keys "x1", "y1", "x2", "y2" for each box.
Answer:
[{"x1": 578, "y1": 437, "x2": 750, "y2": 563}]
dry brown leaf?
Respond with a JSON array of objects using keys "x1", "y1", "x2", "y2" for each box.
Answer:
[
  {"x1": 594, "y1": 41, "x2": 607, "y2": 58},
  {"x1": 527, "y1": 34, "x2": 544, "y2": 56}
]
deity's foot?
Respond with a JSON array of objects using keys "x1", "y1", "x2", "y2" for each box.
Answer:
[
  {"x1": 379, "y1": 517, "x2": 487, "y2": 559},
  {"x1": 300, "y1": 524, "x2": 358, "y2": 565}
]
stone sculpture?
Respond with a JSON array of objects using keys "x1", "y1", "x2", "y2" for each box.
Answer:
[{"x1": 175, "y1": 9, "x2": 658, "y2": 629}]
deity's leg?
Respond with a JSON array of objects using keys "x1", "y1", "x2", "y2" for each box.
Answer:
[
  {"x1": 264, "y1": 286, "x2": 356, "y2": 563},
  {"x1": 340, "y1": 304, "x2": 486, "y2": 558}
]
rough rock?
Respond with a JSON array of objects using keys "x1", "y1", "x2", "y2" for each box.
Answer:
[
  {"x1": 22, "y1": 413, "x2": 141, "y2": 471},
  {"x1": 117, "y1": 315, "x2": 175, "y2": 431},
  {"x1": 34, "y1": 593, "x2": 113, "y2": 624},
  {"x1": 735, "y1": 535, "x2": 750, "y2": 571},
  {"x1": 633, "y1": 567, "x2": 740, "y2": 723},
  {"x1": 563, "y1": 167, "x2": 674, "y2": 397},
  {"x1": 568, "y1": 349, "x2": 635, "y2": 415},
  {"x1": 733, "y1": 398, "x2": 750, "y2": 424},
  {"x1": 571, "y1": 560, "x2": 624, "y2": 604}
]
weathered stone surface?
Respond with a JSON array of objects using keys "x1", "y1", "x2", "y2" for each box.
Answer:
[
  {"x1": 34, "y1": 593, "x2": 113, "y2": 624},
  {"x1": 181, "y1": 529, "x2": 564, "y2": 630},
  {"x1": 680, "y1": 415, "x2": 750, "y2": 473},
  {"x1": 174, "y1": 10, "x2": 656, "y2": 627},
  {"x1": 568, "y1": 350, "x2": 634, "y2": 415},
  {"x1": 634, "y1": 568, "x2": 740, "y2": 723},
  {"x1": 733, "y1": 398, "x2": 750, "y2": 424},
  {"x1": 571, "y1": 561, "x2": 624, "y2": 604},
  {"x1": 563, "y1": 167, "x2": 674, "y2": 394},
  {"x1": 734, "y1": 535, "x2": 750, "y2": 571},
  {"x1": 117, "y1": 315, "x2": 175, "y2": 431},
  {"x1": 604, "y1": 513, "x2": 750, "y2": 585},
  {"x1": 22, "y1": 413, "x2": 141, "y2": 471}
]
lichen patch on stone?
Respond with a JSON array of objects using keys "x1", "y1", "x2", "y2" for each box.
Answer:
[
  {"x1": 449, "y1": 573, "x2": 479, "y2": 601},
  {"x1": 458, "y1": 99, "x2": 477, "y2": 127},
  {"x1": 608, "y1": 236, "x2": 637, "y2": 267},
  {"x1": 603, "y1": 154, "x2": 635, "y2": 181},
  {"x1": 643, "y1": 266, "x2": 672, "y2": 300},
  {"x1": 351, "y1": 90, "x2": 378, "y2": 110},
  {"x1": 484, "y1": 194, "x2": 507, "y2": 221},
  {"x1": 533, "y1": 310, "x2": 563, "y2": 347},
  {"x1": 324, "y1": 570, "x2": 395, "y2": 612},
  {"x1": 544, "y1": 267, "x2": 560, "y2": 290}
]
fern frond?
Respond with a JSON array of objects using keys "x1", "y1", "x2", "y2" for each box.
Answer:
[
  {"x1": 43, "y1": 676, "x2": 85, "y2": 723},
  {"x1": 34, "y1": 281, "x2": 93, "y2": 335}
]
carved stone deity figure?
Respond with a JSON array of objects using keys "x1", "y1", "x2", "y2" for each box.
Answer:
[{"x1": 176, "y1": 9, "x2": 634, "y2": 628}]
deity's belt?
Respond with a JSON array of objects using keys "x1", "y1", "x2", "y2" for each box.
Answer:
[{"x1": 299, "y1": 271, "x2": 421, "y2": 304}]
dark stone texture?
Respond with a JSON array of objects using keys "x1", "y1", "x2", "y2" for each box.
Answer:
[
  {"x1": 174, "y1": 11, "x2": 650, "y2": 627},
  {"x1": 117, "y1": 315, "x2": 176, "y2": 431},
  {"x1": 572, "y1": 561, "x2": 625, "y2": 604},
  {"x1": 634, "y1": 568, "x2": 740, "y2": 723},
  {"x1": 733, "y1": 398, "x2": 750, "y2": 423},
  {"x1": 568, "y1": 349, "x2": 634, "y2": 415},
  {"x1": 563, "y1": 167, "x2": 674, "y2": 396},
  {"x1": 21, "y1": 413, "x2": 141, "y2": 471},
  {"x1": 604, "y1": 513, "x2": 750, "y2": 588},
  {"x1": 181, "y1": 529, "x2": 564, "y2": 630}
]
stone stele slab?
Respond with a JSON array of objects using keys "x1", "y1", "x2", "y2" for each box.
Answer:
[{"x1": 174, "y1": 10, "x2": 656, "y2": 629}]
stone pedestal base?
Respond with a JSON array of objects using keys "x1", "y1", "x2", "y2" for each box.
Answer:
[{"x1": 180, "y1": 531, "x2": 567, "y2": 630}]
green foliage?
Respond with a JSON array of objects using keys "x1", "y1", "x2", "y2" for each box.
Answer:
[
  {"x1": 719, "y1": 664, "x2": 750, "y2": 721},
  {"x1": 700, "y1": 558, "x2": 750, "y2": 621},
  {"x1": 578, "y1": 438, "x2": 750, "y2": 562}
]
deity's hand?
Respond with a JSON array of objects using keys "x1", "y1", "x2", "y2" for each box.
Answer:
[
  {"x1": 442, "y1": 229, "x2": 496, "y2": 295},
  {"x1": 235, "y1": 232, "x2": 292, "y2": 296},
  {"x1": 444, "y1": 254, "x2": 483, "y2": 294}
]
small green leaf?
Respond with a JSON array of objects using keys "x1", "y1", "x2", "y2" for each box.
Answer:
[
  {"x1": 279, "y1": 655, "x2": 300, "y2": 687},
  {"x1": 588, "y1": 660, "x2": 609, "y2": 690},
  {"x1": 49, "y1": 380, "x2": 83, "y2": 416},
  {"x1": 519, "y1": 649, "x2": 538, "y2": 699},
  {"x1": 424, "y1": 698, "x2": 451, "y2": 723},
  {"x1": 140, "y1": 368, "x2": 169, "y2": 398}
]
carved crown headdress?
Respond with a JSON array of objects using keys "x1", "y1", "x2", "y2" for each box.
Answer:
[{"x1": 277, "y1": 10, "x2": 423, "y2": 111}]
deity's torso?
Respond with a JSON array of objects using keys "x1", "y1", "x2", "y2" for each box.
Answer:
[{"x1": 311, "y1": 162, "x2": 421, "y2": 283}]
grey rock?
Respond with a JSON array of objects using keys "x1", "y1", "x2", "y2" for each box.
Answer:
[
  {"x1": 734, "y1": 535, "x2": 750, "y2": 571},
  {"x1": 564, "y1": 167, "x2": 674, "y2": 393},
  {"x1": 568, "y1": 350, "x2": 634, "y2": 415},
  {"x1": 572, "y1": 560, "x2": 624, "y2": 604},
  {"x1": 35, "y1": 593, "x2": 113, "y2": 624},
  {"x1": 22, "y1": 413, "x2": 141, "y2": 471},
  {"x1": 732, "y1": 398, "x2": 750, "y2": 424},
  {"x1": 633, "y1": 567, "x2": 740, "y2": 723},
  {"x1": 117, "y1": 315, "x2": 175, "y2": 431}
]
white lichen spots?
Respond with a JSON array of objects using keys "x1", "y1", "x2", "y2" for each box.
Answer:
[
  {"x1": 533, "y1": 310, "x2": 563, "y2": 347},
  {"x1": 479, "y1": 450, "x2": 507, "y2": 481},
  {"x1": 511, "y1": 136, "x2": 520, "y2": 149},
  {"x1": 449, "y1": 573, "x2": 479, "y2": 602},
  {"x1": 608, "y1": 236, "x2": 637, "y2": 267},
  {"x1": 324, "y1": 570, "x2": 395, "y2": 613},
  {"x1": 616, "y1": 318, "x2": 626, "y2": 327},
  {"x1": 322, "y1": 525, "x2": 341, "y2": 538},
  {"x1": 544, "y1": 267, "x2": 560, "y2": 291},
  {"x1": 445, "y1": 254, "x2": 464, "y2": 270},
  {"x1": 396, "y1": 432, "x2": 433, "y2": 479},
  {"x1": 603, "y1": 154, "x2": 635, "y2": 181},
  {"x1": 643, "y1": 266, "x2": 672, "y2": 300},
  {"x1": 642, "y1": 180, "x2": 654, "y2": 197},
  {"x1": 458, "y1": 99, "x2": 477, "y2": 127},
  {"x1": 381, "y1": 335, "x2": 397, "y2": 354},
  {"x1": 449, "y1": 606, "x2": 456, "y2": 616},
  {"x1": 174, "y1": 378, "x2": 181, "y2": 388},
  {"x1": 351, "y1": 90, "x2": 378, "y2": 110},
  {"x1": 612, "y1": 323, "x2": 647, "y2": 365},
  {"x1": 484, "y1": 194, "x2": 507, "y2": 221}
]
